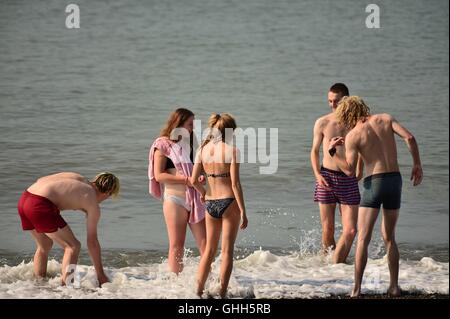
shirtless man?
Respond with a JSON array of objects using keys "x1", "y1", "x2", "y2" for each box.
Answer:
[
  {"x1": 328, "y1": 96, "x2": 423, "y2": 297},
  {"x1": 17, "y1": 172, "x2": 120, "y2": 287},
  {"x1": 310, "y1": 83, "x2": 362, "y2": 263}
]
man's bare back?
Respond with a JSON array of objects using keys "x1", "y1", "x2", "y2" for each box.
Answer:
[
  {"x1": 330, "y1": 95, "x2": 422, "y2": 186},
  {"x1": 346, "y1": 114, "x2": 400, "y2": 176},
  {"x1": 27, "y1": 172, "x2": 99, "y2": 213}
]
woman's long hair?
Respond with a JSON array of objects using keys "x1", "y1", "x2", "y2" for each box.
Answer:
[{"x1": 159, "y1": 108, "x2": 196, "y2": 158}]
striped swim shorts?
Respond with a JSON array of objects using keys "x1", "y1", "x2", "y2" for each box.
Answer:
[{"x1": 313, "y1": 166, "x2": 360, "y2": 206}]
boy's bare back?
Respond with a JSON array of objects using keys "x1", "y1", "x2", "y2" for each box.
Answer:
[{"x1": 27, "y1": 172, "x2": 98, "y2": 212}]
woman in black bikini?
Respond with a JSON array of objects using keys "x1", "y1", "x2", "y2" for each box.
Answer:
[{"x1": 190, "y1": 113, "x2": 248, "y2": 298}]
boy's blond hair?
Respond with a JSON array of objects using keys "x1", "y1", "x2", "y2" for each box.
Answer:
[{"x1": 91, "y1": 172, "x2": 120, "y2": 198}]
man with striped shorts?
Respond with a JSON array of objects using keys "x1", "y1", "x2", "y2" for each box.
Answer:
[{"x1": 310, "y1": 83, "x2": 362, "y2": 263}]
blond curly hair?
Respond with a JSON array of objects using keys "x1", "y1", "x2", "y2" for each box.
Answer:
[{"x1": 336, "y1": 96, "x2": 371, "y2": 129}]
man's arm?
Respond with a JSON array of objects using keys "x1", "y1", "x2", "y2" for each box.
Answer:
[
  {"x1": 391, "y1": 116, "x2": 423, "y2": 186},
  {"x1": 310, "y1": 118, "x2": 330, "y2": 189},
  {"x1": 356, "y1": 155, "x2": 364, "y2": 181},
  {"x1": 85, "y1": 203, "x2": 109, "y2": 286},
  {"x1": 329, "y1": 135, "x2": 359, "y2": 177}
]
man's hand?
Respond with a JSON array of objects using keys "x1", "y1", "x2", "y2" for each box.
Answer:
[
  {"x1": 329, "y1": 136, "x2": 345, "y2": 149},
  {"x1": 411, "y1": 164, "x2": 423, "y2": 186},
  {"x1": 97, "y1": 272, "x2": 109, "y2": 287},
  {"x1": 316, "y1": 174, "x2": 331, "y2": 191}
]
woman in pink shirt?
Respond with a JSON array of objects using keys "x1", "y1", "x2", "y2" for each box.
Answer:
[{"x1": 148, "y1": 108, "x2": 206, "y2": 274}]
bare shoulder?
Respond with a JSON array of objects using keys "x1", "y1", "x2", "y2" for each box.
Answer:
[
  {"x1": 346, "y1": 128, "x2": 360, "y2": 143},
  {"x1": 51, "y1": 172, "x2": 86, "y2": 181},
  {"x1": 194, "y1": 146, "x2": 203, "y2": 163},
  {"x1": 67, "y1": 172, "x2": 87, "y2": 181},
  {"x1": 231, "y1": 145, "x2": 241, "y2": 162},
  {"x1": 74, "y1": 179, "x2": 96, "y2": 196},
  {"x1": 36, "y1": 172, "x2": 86, "y2": 184},
  {"x1": 75, "y1": 181, "x2": 98, "y2": 208},
  {"x1": 374, "y1": 113, "x2": 394, "y2": 123},
  {"x1": 314, "y1": 114, "x2": 331, "y2": 130},
  {"x1": 201, "y1": 141, "x2": 213, "y2": 156}
]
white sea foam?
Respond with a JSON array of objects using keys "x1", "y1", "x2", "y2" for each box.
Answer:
[{"x1": 0, "y1": 250, "x2": 447, "y2": 299}]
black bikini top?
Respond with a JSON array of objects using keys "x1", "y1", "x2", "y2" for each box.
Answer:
[
  {"x1": 165, "y1": 146, "x2": 194, "y2": 169},
  {"x1": 206, "y1": 172, "x2": 231, "y2": 178}
]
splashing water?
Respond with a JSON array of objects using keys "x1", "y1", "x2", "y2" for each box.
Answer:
[{"x1": 0, "y1": 248, "x2": 447, "y2": 299}]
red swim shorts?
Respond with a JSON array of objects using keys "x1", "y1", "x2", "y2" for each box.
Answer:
[{"x1": 17, "y1": 191, "x2": 67, "y2": 233}]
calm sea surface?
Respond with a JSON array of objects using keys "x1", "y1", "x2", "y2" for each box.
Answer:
[{"x1": 0, "y1": 0, "x2": 448, "y2": 263}]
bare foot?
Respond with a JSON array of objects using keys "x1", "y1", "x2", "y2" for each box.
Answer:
[
  {"x1": 219, "y1": 287, "x2": 228, "y2": 299},
  {"x1": 350, "y1": 287, "x2": 361, "y2": 298},
  {"x1": 196, "y1": 283, "x2": 205, "y2": 298},
  {"x1": 387, "y1": 286, "x2": 401, "y2": 297},
  {"x1": 196, "y1": 289, "x2": 204, "y2": 298}
]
